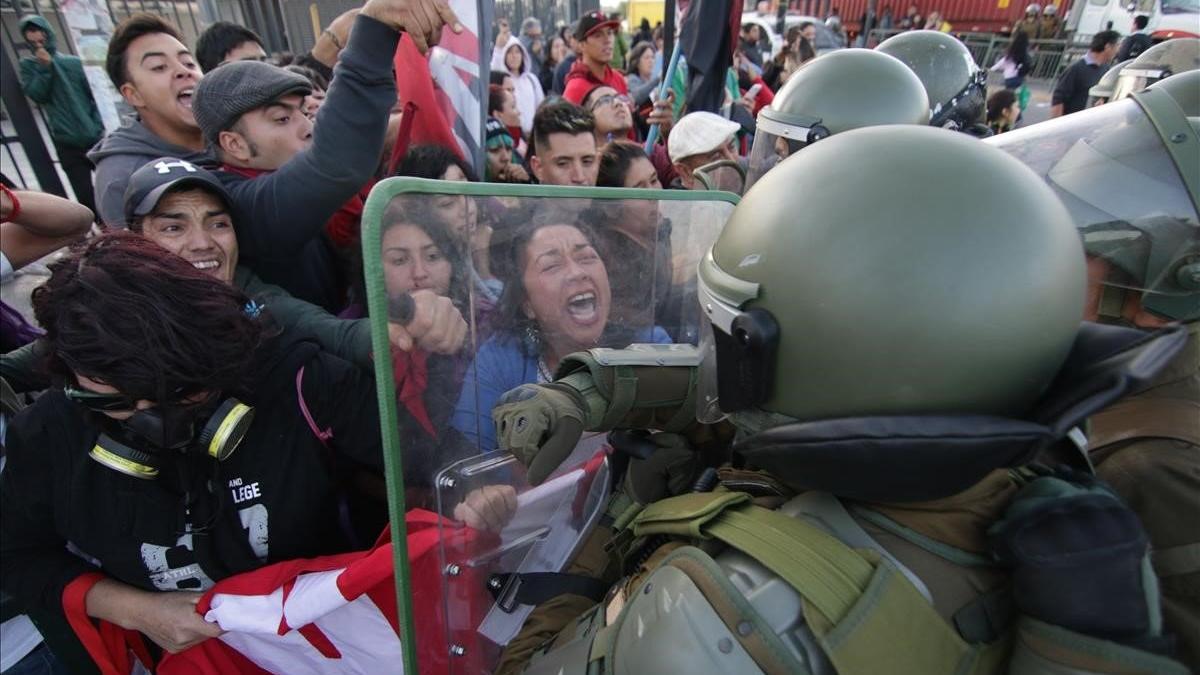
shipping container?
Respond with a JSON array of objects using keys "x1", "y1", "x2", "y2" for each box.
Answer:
[{"x1": 745, "y1": 0, "x2": 1075, "y2": 34}]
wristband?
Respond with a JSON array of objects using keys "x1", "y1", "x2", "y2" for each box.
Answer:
[{"x1": 0, "y1": 184, "x2": 20, "y2": 222}]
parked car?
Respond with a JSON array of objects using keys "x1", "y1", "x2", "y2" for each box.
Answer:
[{"x1": 741, "y1": 12, "x2": 847, "y2": 58}]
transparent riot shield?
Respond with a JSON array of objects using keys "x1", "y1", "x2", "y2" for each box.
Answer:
[
  {"x1": 360, "y1": 179, "x2": 739, "y2": 674},
  {"x1": 985, "y1": 94, "x2": 1199, "y2": 321}
]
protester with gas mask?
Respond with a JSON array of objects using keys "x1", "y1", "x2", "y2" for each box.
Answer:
[{"x1": 0, "y1": 231, "x2": 395, "y2": 654}]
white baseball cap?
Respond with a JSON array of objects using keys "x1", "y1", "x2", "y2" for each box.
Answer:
[{"x1": 668, "y1": 112, "x2": 741, "y2": 163}]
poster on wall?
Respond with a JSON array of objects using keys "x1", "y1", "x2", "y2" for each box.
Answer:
[{"x1": 59, "y1": 0, "x2": 123, "y2": 132}]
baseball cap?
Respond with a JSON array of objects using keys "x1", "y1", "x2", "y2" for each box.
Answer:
[
  {"x1": 192, "y1": 60, "x2": 312, "y2": 146},
  {"x1": 668, "y1": 112, "x2": 741, "y2": 162},
  {"x1": 574, "y1": 10, "x2": 620, "y2": 40},
  {"x1": 123, "y1": 157, "x2": 232, "y2": 225}
]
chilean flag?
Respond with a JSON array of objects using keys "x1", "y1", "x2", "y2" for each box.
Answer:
[
  {"x1": 62, "y1": 511, "x2": 496, "y2": 675},
  {"x1": 392, "y1": 0, "x2": 492, "y2": 175}
]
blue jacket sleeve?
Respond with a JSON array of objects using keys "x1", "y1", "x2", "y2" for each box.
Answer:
[
  {"x1": 226, "y1": 15, "x2": 399, "y2": 261},
  {"x1": 452, "y1": 339, "x2": 537, "y2": 453}
]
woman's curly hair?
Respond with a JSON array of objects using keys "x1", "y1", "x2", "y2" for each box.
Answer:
[{"x1": 32, "y1": 231, "x2": 263, "y2": 404}]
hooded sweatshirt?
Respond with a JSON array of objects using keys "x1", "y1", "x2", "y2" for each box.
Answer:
[
  {"x1": 16, "y1": 16, "x2": 104, "y2": 150},
  {"x1": 562, "y1": 56, "x2": 628, "y2": 107},
  {"x1": 88, "y1": 117, "x2": 214, "y2": 228},
  {"x1": 491, "y1": 36, "x2": 545, "y2": 135}
]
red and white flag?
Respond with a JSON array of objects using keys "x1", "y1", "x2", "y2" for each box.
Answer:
[
  {"x1": 393, "y1": 0, "x2": 491, "y2": 175},
  {"x1": 62, "y1": 510, "x2": 496, "y2": 675}
]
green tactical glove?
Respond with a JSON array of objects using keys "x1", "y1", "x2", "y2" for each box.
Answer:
[{"x1": 493, "y1": 383, "x2": 587, "y2": 485}]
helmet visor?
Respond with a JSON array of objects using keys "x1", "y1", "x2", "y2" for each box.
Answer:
[
  {"x1": 986, "y1": 97, "x2": 1199, "y2": 302},
  {"x1": 746, "y1": 114, "x2": 827, "y2": 190},
  {"x1": 1112, "y1": 68, "x2": 1170, "y2": 102}
]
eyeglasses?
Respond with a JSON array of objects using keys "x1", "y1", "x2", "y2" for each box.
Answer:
[
  {"x1": 589, "y1": 94, "x2": 630, "y2": 111},
  {"x1": 64, "y1": 386, "x2": 140, "y2": 412}
]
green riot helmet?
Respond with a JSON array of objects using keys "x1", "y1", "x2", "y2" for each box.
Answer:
[
  {"x1": 1147, "y1": 69, "x2": 1200, "y2": 117},
  {"x1": 875, "y1": 30, "x2": 989, "y2": 135},
  {"x1": 1088, "y1": 58, "x2": 1133, "y2": 107},
  {"x1": 745, "y1": 49, "x2": 930, "y2": 189},
  {"x1": 1112, "y1": 37, "x2": 1200, "y2": 102},
  {"x1": 698, "y1": 126, "x2": 1085, "y2": 423},
  {"x1": 985, "y1": 88, "x2": 1200, "y2": 322}
]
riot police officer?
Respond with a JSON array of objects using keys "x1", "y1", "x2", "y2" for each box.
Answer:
[
  {"x1": 489, "y1": 125, "x2": 1190, "y2": 675},
  {"x1": 876, "y1": 30, "x2": 991, "y2": 136},
  {"x1": 745, "y1": 48, "x2": 930, "y2": 189},
  {"x1": 988, "y1": 69, "x2": 1200, "y2": 671},
  {"x1": 1110, "y1": 37, "x2": 1200, "y2": 102}
]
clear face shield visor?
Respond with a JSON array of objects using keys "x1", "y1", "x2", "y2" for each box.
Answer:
[
  {"x1": 692, "y1": 159, "x2": 747, "y2": 194},
  {"x1": 1111, "y1": 67, "x2": 1171, "y2": 102},
  {"x1": 985, "y1": 95, "x2": 1200, "y2": 320},
  {"x1": 745, "y1": 113, "x2": 830, "y2": 191}
]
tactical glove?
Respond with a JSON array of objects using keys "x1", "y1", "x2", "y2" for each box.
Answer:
[
  {"x1": 989, "y1": 471, "x2": 1168, "y2": 650},
  {"x1": 493, "y1": 383, "x2": 587, "y2": 485}
]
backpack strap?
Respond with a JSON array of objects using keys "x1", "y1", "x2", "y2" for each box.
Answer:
[
  {"x1": 631, "y1": 491, "x2": 872, "y2": 625},
  {"x1": 787, "y1": 491, "x2": 933, "y2": 603},
  {"x1": 295, "y1": 366, "x2": 333, "y2": 448},
  {"x1": 630, "y1": 491, "x2": 1011, "y2": 675},
  {"x1": 1087, "y1": 398, "x2": 1200, "y2": 449}
]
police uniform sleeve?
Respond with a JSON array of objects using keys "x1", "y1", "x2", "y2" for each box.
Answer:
[{"x1": 0, "y1": 412, "x2": 98, "y2": 614}]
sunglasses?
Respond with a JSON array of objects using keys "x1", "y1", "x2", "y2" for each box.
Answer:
[{"x1": 64, "y1": 385, "x2": 201, "y2": 412}]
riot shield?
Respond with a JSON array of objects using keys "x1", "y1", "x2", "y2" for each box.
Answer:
[{"x1": 360, "y1": 179, "x2": 739, "y2": 673}]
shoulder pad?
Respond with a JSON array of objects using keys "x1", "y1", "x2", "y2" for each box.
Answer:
[{"x1": 589, "y1": 344, "x2": 704, "y2": 367}]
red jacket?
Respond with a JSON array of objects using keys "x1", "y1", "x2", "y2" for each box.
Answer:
[{"x1": 562, "y1": 59, "x2": 628, "y2": 105}]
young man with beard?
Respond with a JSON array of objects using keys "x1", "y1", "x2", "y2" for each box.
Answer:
[
  {"x1": 191, "y1": 0, "x2": 461, "y2": 311},
  {"x1": 89, "y1": 15, "x2": 209, "y2": 228},
  {"x1": 562, "y1": 11, "x2": 628, "y2": 106}
]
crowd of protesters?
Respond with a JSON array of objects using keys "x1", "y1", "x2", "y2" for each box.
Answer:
[{"x1": 1, "y1": 0, "x2": 1196, "y2": 673}]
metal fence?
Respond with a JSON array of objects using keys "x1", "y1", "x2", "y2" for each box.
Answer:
[
  {"x1": 0, "y1": 0, "x2": 327, "y2": 193},
  {"x1": 867, "y1": 27, "x2": 1089, "y2": 81}
]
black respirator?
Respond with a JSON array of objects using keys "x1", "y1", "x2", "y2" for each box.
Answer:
[{"x1": 89, "y1": 398, "x2": 255, "y2": 479}]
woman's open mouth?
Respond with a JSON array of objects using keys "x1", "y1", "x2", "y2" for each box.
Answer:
[{"x1": 566, "y1": 291, "x2": 598, "y2": 323}]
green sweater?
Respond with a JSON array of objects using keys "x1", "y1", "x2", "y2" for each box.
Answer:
[{"x1": 17, "y1": 16, "x2": 104, "y2": 149}]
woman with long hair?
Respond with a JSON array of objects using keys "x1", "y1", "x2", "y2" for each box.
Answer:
[
  {"x1": 450, "y1": 210, "x2": 670, "y2": 451},
  {"x1": 991, "y1": 30, "x2": 1032, "y2": 91}
]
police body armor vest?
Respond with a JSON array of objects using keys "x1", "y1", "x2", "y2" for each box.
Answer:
[{"x1": 516, "y1": 323, "x2": 1191, "y2": 675}]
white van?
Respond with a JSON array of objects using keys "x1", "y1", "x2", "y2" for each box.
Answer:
[{"x1": 1070, "y1": 0, "x2": 1199, "y2": 43}]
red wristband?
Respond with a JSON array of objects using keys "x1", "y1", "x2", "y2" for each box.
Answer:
[{"x1": 0, "y1": 184, "x2": 20, "y2": 222}]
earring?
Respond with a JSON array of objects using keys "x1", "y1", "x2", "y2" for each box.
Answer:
[{"x1": 523, "y1": 322, "x2": 541, "y2": 351}]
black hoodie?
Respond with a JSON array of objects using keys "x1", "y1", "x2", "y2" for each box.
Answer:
[{"x1": 0, "y1": 327, "x2": 383, "y2": 614}]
